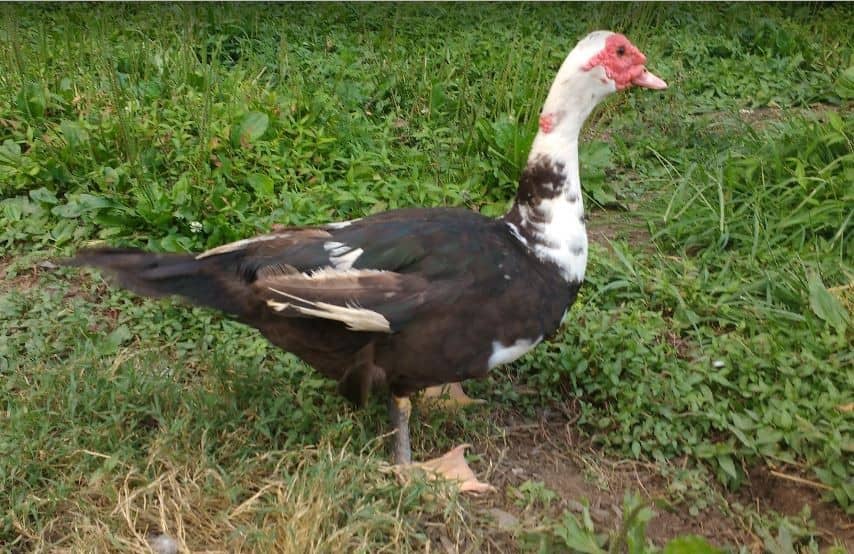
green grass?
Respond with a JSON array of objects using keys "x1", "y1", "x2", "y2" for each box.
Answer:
[{"x1": 1, "y1": 3, "x2": 852, "y2": 552}]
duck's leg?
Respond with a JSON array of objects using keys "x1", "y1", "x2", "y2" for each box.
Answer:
[
  {"x1": 389, "y1": 395, "x2": 412, "y2": 464},
  {"x1": 420, "y1": 382, "x2": 485, "y2": 410},
  {"x1": 389, "y1": 394, "x2": 494, "y2": 493}
]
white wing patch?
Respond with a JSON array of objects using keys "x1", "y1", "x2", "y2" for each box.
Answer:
[
  {"x1": 196, "y1": 233, "x2": 285, "y2": 259},
  {"x1": 505, "y1": 222, "x2": 528, "y2": 246},
  {"x1": 487, "y1": 336, "x2": 543, "y2": 369},
  {"x1": 323, "y1": 241, "x2": 363, "y2": 270},
  {"x1": 325, "y1": 218, "x2": 362, "y2": 230},
  {"x1": 266, "y1": 287, "x2": 391, "y2": 332},
  {"x1": 324, "y1": 241, "x2": 349, "y2": 256}
]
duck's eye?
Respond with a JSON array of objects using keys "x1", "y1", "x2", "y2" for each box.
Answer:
[{"x1": 616, "y1": 46, "x2": 626, "y2": 57}]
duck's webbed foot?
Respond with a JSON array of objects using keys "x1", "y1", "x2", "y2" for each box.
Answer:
[
  {"x1": 416, "y1": 444, "x2": 495, "y2": 493},
  {"x1": 420, "y1": 382, "x2": 485, "y2": 411},
  {"x1": 389, "y1": 394, "x2": 493, "y2": 494}
]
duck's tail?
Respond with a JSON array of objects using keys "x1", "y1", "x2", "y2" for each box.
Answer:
[{"x1": 66, "y1": 247, "x2": 251, "y2": 317}]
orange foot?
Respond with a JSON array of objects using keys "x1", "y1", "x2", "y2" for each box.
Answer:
[
  {"x1": 407, "y1": 444, "x2": 495, "y2": 493},
  {"x1": 420, "y1": 382, "x2": 486, "y2": 411}
]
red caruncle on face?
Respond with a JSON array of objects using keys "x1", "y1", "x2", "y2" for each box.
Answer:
[{"x1": 583, "y1": 34, "x2": 650, "y2": 90}]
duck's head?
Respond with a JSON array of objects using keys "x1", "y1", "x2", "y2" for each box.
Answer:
[
  {"x1": 580, "y1": 31, "x2": 667, "y2": 91},
  {"x1": 539, "y1": 31, "x2": 667, "y2": 133}
]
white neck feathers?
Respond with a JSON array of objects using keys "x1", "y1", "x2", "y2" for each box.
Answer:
[{"x1": 503, "y1": 34, "x2": 615, "y2": 284}]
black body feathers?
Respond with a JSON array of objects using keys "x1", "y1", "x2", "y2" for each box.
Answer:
[{"x1": 70, "y1": 207, "x2": 579, "y2": 403}]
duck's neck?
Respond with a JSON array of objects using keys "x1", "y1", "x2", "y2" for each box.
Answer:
[{"x1": 503, "y1": 103, "x2": 594, "y2": 285}]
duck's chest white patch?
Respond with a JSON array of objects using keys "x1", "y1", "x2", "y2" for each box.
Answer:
[
  {"x1": 530, "y1": 196, "x2": 588, "y2": 283},
  {"x1": 487, "y1": 336, "x2": 543, "y2": 369}
]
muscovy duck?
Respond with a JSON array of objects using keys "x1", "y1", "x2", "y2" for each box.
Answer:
[{"x1": 69, "y1": 31, "x2": 666, "y2": 491}]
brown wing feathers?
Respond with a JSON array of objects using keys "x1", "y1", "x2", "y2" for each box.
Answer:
[{"x1": 255, "y1": 269, "x2": 431, "y2": 332}]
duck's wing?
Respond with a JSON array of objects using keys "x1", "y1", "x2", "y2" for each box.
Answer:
[
  {"x1": 193, "y1": 211, "x2": 476, "y2": 331},
  {"x1": 252, "y1": 266, "x2": 439, "y2": 333}
]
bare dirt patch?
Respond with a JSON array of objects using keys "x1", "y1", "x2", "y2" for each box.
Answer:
[
  {"x1": 703, "y1": 103, "x2": 849, "y2": 135},
  {"x1": 586, "y1": 208, "x2": 653, "y2": 251},
  {"x1": 455, "y1": 406, "x2": 852, "y2": 552},
  {"x1": 0, "y1": 256, "x2": 45, "y2": 295},
  {"x1": 470, "y1": 411, "x2": 751, "y2": 550},
  {"x1": 0, "y1": 255, "x2": 94, "y2": 301},
  {"x1": 0, "y1": 255, "x2": 77, "y2": 294},
  {"x1": 740, "y1": 465, "x2": 853, "y2": 548}
]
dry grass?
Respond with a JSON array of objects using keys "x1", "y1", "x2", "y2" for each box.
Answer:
[{"x1": 14, "y1": 441, "x2": 477, "y2": 553}]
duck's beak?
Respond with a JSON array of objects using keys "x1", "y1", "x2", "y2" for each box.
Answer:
[{"x1": 633, "y1": 68, "x2": 667, "y2": 90}]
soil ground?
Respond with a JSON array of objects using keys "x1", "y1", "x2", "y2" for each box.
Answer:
[
  {"x1": 2, "y1": 205, "x2": 851, "y2": 552},
  {"x1": 458, "y1": 408, "x2": 853, "y2": 552}
]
